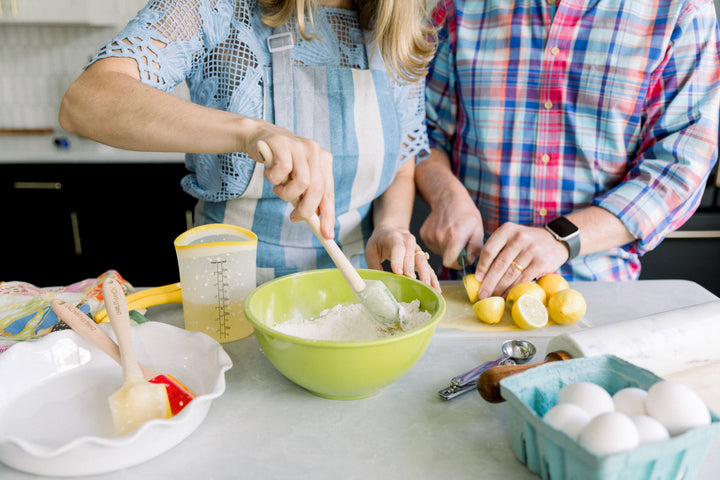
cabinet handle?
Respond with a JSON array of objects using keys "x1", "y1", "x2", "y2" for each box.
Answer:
[
  {"x1": 13, "y1": 181, "x2": 62, "y2": 190},
  {"x1": 70, "y1": 211, "x2": 82, "y2": 256},
  {"x1": 666, "y1": 230, "x2": 720, "y2": 239}
]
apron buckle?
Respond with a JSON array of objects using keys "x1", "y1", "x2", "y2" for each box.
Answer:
[{"x1": 267, "y1": 31, "x2": 294, "y2": 52}]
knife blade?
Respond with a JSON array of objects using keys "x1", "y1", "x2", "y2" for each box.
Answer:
[{"x1": 458, "y1": 247, "x2": 470, "y2": 283}]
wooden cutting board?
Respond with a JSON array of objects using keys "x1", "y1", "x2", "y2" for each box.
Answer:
[{"x1": 438, "y1": 282, "x2": 588, "y2": 335}]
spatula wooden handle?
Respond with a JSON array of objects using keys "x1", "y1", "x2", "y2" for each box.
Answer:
[
  {"x1": 257, "y1": 140, "x2": 366, "y2": 293},
  {"x1": 51, "y1": 298, "x2": 156, "y2": 380},
  {"x1": 477, "y1": 350, "x2": 573, "y2": 403},
  {"x1": 103, "y1": 278, "x2": 144, "y2": 381}
]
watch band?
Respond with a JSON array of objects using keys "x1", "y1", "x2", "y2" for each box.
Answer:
[
  {"x1": 544, "y1": 217, "x2": 581, "y2": 260},
  {"x1": 563, "y1": 230, "x2": 581, "y2": 260}
]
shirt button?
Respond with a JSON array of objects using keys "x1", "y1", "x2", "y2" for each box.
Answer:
[
  {"x1": 539, "y1": 208, "x2": 547, "y2": 217},
  {"x1": 551, "y1": 46, "x2": 560, "y2": 55},
  {"x1": 541, "y1": 154, "x2": 550, "y2": 163},
  {"x1": 544, "y1": 100, "x2": 553, "y2": 109}
]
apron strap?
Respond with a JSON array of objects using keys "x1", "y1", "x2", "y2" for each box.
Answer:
[{"x1": 268, "y1": 25, "x2": 295, "y2": 131}]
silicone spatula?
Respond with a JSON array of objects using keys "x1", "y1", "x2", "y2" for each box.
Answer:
[
  {"x1": 103, "y1": 278, "x2": 172, "y2": 434},
  {"x1": 51, "y1": 297, "x2": 195, "y2": 415}
]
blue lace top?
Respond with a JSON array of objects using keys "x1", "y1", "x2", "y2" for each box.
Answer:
[{"x1": 89, "y1": 0, "x2": 429, "y2": 201}]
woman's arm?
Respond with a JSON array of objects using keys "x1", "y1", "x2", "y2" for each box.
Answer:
[
  {"x1": 366, "y1": 159, "x2": 440, "y2": 290},
  {"x1": 59, "y1": 57, "x2": 336, "y2": 237}
]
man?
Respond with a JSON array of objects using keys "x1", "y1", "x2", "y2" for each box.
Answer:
[{"x1": 416, "y1": 0, "x2": 720, "y2": 300}]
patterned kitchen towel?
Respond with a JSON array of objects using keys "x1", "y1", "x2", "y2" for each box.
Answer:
[{"x1": 0, "y1": 270, "x2": 138, "y2": 351}]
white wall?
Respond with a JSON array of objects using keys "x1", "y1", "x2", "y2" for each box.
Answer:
[{"x1": 0, "y1": 0, "x2": 189, "y2": 130}]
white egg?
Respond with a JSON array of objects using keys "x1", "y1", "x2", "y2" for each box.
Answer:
[
  {"x1": 578, "y1": 412, "x2": 639, "y2": 456},
  {"x1": 557, "y1": 382, "x2": 614, "y2": 419},
  {"x1": 612, "y1": 387, "x2": 647, "y2": 416},
  {"x1": 629, "y1": 414, "x2": 670, "y2": 445},
  {"x1": 543, "y1": 403, "x2": 592, "y2": 440},
  {"x1": 645, "y1": 380, "x2": 711, "y2": 436}
]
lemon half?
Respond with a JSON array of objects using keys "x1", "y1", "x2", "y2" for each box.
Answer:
[
  {"x1": 511, "y1": 294, "x2": 549, "y2": 330},
  {"x1": 473, "y1": 296, "x2": 505, "y2": 325},
  {"x1": 464, "y1": 274, "x2": 481, "y2": 303}
]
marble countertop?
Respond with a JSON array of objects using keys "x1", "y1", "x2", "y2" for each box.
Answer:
[
  {"x1": 0, "y1": 280, "x2": 718, "y2": 479},
  {"x1": 0, "y1": 133, "x2": 184, "y2": 164}
]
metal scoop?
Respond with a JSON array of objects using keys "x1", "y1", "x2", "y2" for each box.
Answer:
[{"x1": 438, "y1": 339, "x2": 536, "y2": 400}]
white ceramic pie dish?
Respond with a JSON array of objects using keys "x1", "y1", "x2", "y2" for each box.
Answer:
[{"x1": 0, "y1": 321, "x2": 232, "y2": 477}]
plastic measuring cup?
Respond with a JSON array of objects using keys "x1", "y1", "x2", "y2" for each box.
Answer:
[{"x1": 174, "y1": 224, "x2": 257, "y2": 343}]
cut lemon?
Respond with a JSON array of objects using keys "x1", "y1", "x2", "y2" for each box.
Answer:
[
  {"x1": 511, "y1": 294, "x2": 549, "y2": 330},
  {"x1": 464, "y1": 274, "x2": 481, "y2": 303},
  {"x1": 547, "y1": 288, "x2": 587, "y2": 325},
  {"x1": 536, "y1": 274, "x2": 569, "y2": 298},
  {"x1": 506, "y1": 281, "x2": 547, "y2": 308},
  {"x1": 473, "y1": 296, "x2": 505, "y2": 325}
]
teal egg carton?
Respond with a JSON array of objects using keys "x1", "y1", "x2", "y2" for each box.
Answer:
[{"x1": 500, "y1": 355, "x2": 720, "y2": 480}]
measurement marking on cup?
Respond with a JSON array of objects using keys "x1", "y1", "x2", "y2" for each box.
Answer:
[{"x1": 212, "y1": 258, "x2": 231, "y2": 340}]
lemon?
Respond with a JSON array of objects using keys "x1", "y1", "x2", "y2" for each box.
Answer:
[
  {"x1": 464, "y1": 274, "x2": 482, "y2": 303},
  {"x1": 511, "y1": 294, "x2": 549, "y2": 330},
  {"x1": 473, "y1": 296, "x2": 505, "y2": 325},
  {"x1": 506, "y1": 281, "x2": 547, "y2": 308},
  {"x1": 547, "y1": 288, "x2": 587, "y2": 325},
  {"x1": 536, "y1": 273, "x2": 569, "y2": 298}
]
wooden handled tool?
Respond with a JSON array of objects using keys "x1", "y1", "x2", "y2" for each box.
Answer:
[
  {"x1": 477, "y1": 350, "x2": 573, "y2": 403},
  {"x1": 51, "y1": 297, "x2": 195, "y2": 415},
  {"x1": 104, "y1": 278, "x2": 172, "y2": 434}
]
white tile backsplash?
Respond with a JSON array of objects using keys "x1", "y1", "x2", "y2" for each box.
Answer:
[
  {"x1": 0, "y1": 24, "x2": 113, "y2": 128},
  {"x1": 0, "y1": 16, "x2": 189, "y2": 130}
]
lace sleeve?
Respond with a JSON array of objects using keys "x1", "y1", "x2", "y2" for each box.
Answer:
[
  {"x1": 393, "y1": 78, "x2": 430, "y2": 164},
  {"x1": 87, "y1": 0, "x2": 234, "y2": 92}
]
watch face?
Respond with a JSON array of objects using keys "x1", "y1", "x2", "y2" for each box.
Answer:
[{"x1": 547, "y1": 217, "x2": 578, "y2": 237}]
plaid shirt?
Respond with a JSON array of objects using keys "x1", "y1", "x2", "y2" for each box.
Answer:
[{"x1": 426, "y1": 0, "x2": 720, "y2": 281}]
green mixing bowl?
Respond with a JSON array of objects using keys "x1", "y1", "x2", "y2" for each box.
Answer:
[{"x1": 244, "y1": 269, "x2": 446, "y2": 400}]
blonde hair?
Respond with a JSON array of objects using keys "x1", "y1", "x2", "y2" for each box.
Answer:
[{"x1": 258, "y1": 0, "x2": 436, "y2": 83}]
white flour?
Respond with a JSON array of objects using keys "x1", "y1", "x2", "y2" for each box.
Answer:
[{"x1": 273, "y1": 299, "x2": 432, "y2": 341}]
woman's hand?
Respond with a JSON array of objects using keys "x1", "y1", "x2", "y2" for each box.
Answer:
[
  {"x1": 365, "y1": 227, "x2": 441, "y2": 291},
  {"x1": 247, "y1": 129, "x2": 335, "y2": 239}
]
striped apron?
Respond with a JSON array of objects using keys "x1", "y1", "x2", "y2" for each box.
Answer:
[{"x1": 198, "y1": 24, "x2": 402, "y2": 285}]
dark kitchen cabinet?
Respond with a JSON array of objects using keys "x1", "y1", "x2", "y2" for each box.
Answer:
[{"x1": 0, "y1": 162, "x2": 196, "y2": 288}]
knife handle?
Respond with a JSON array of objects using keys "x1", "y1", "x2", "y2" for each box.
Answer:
[{"x1": 477, "y1": 350, "x2": 573, "y2": 403}]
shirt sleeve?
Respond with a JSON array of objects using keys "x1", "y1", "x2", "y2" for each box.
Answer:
[
  {"x1": 424, "y1": 0, "x2": 458, "y2": 158},
  {"x1": 595, "y1": 0, "x2": 720, "y2": 255},
  {"x1": 87, "y1": 0, "x2": 234, "y2": 93}
]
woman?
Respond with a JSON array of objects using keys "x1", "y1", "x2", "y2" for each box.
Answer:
[{"x1": 59, "y1": 0, "x2": 439, "y2": 289}]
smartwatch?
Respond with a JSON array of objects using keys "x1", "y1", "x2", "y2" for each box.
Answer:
[{"x1": 545, "y1": 216, "x2": 581, "y2": 260}]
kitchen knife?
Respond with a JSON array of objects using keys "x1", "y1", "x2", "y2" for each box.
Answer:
[{"x1": 459, "y1": 247, "x2": 470, "y2": 283}]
